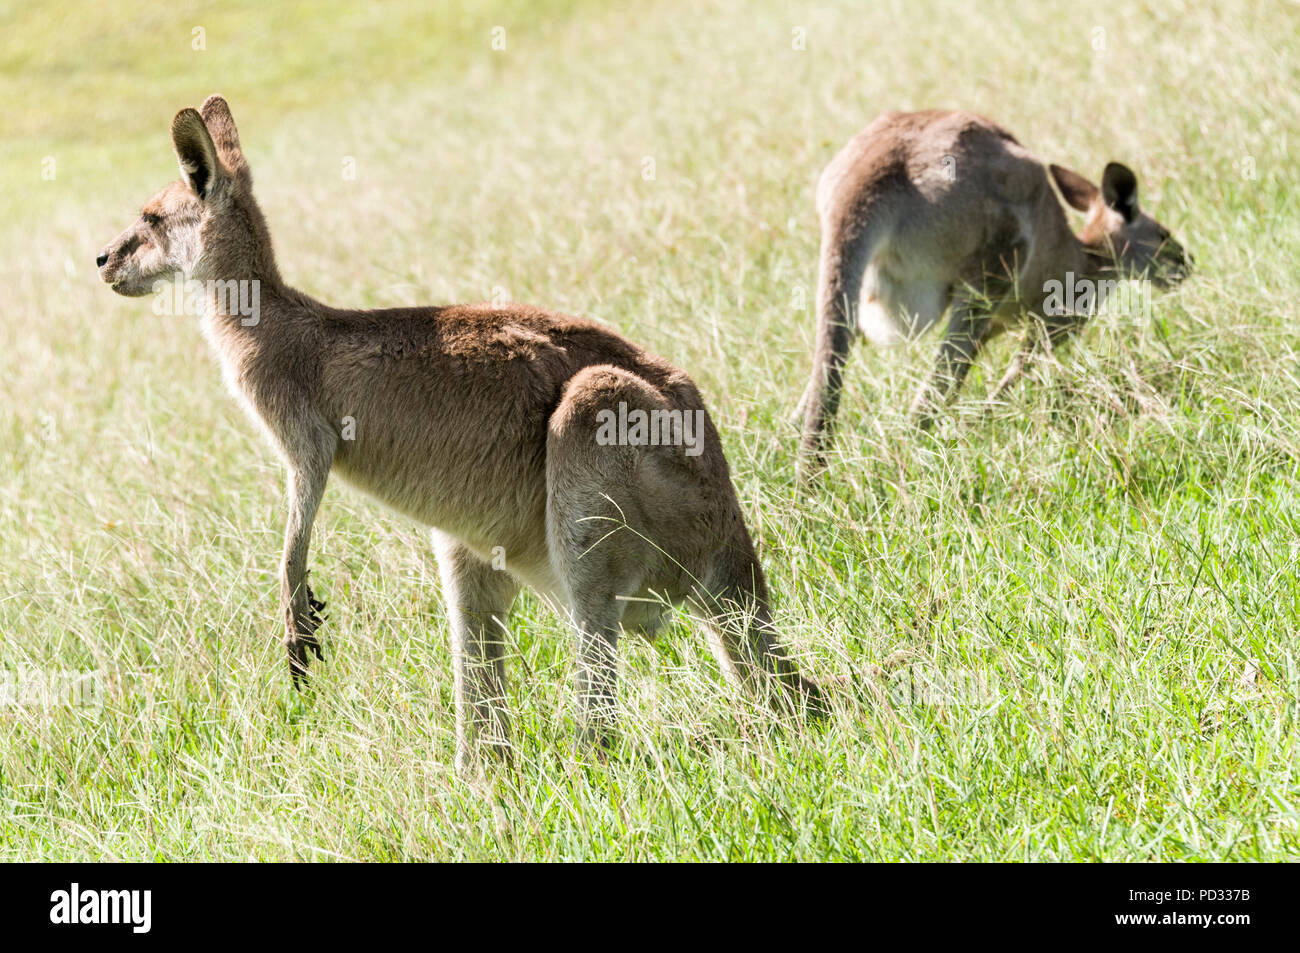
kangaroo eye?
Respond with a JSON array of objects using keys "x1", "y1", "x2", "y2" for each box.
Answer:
[{"x1": 141, "y1": 212, "x2": 162, "y2": 228}]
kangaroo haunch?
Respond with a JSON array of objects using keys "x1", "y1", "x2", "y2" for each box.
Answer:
[{"x1": 96, "y1": 96, "x2": 826, "y2": 770}]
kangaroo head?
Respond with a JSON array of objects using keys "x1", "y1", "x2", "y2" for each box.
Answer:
[
  {"x1": 97, "y1": 96, "x2": 256, "y2": 297},
  {"x1": 1050, "y1": 162, "x2": 1191, "y2": 286}
]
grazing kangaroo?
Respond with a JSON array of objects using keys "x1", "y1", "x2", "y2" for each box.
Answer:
[
  {"x1": 798, "y1": 109, "x2": 1190, "y2": 469},
  {"x1": 96, "y1": 96, "x2": 825, "y2": 769}
]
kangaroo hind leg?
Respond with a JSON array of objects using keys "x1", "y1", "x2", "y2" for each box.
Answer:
[{"x1": 545, "y1": 364, "x2": 710, "y2": 754}]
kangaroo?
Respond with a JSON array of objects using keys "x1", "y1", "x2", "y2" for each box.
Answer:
[
  {"x1": 96, "y1": 96, "x2": 825, "y2": 770},
  {"x1": 798, "y1": 109, "x2": 1190, "y2": 470}
]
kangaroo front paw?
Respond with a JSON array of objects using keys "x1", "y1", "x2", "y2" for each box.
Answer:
[
  {"x1": 285, "y1": 585, "x2": 327, "y2": 689},
  {"x1": 285, "y1": 630, "x2": 323, "y2": 688}
]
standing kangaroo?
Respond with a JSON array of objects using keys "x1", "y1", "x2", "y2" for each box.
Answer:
[
  {"x1": 798, "y1": 109, "x2": 1190, "y2": 469},
  {"x1": 96, "y1": 96, "x2": 825, "y2": 769}
]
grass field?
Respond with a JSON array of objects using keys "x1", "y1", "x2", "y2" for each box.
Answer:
[{"x1": 2, "y1": 0, "x2": 1298, "y2": 860}]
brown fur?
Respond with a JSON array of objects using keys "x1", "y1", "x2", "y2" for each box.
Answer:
[
  {"x1": 97, "y1": 96, "x2": 825, "y2": 771},
  {"x1": 798, "y1": 109, "x2": 1190, "y2": 471}
]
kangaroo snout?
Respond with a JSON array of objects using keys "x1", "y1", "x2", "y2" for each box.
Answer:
[
  {"x1": 1167, "y1": 244, "x2": 1193, "y2": 280},
  {"x1": 96, "y1": 251, "x2": 109, "y2": 269},
  {"x1": 1153, "y1": 240, "x2": 1193, "y2": 287}
]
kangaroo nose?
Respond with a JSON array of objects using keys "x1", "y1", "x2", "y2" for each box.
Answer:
[{"x1": 96, "y1": 251, "x2": 109, "y2": 268}]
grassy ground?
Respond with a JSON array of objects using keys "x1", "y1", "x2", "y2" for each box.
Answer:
[{"x1": 1, "y1": 0, "x2": 1297, "y2": 860}]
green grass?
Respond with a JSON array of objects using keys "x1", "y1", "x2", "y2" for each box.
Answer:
[{"x1": 1, "y1": 0, "x2": 1298, "y2": 860}]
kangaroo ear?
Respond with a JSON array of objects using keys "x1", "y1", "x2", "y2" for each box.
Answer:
[
  {"x1": 199, "y1": 94, "x2": 248, "y2": 177},
  {"x1": 171, "y1": 108, "x2": 221, "y2": 200},
  {"x1": 1101, "y1": 162, "x2": 1139, "y2": 221},
  {"x1": 1049, "y1": 164, "x2": 1100, "y2": 213}
]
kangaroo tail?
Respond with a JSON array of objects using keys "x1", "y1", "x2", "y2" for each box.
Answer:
[
  {"x1": 797, "y1": 221, "x2": 877, "y2": 476},
  {"x1": 694, "y1": 528, "x2": 828, "y2": 720}
]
